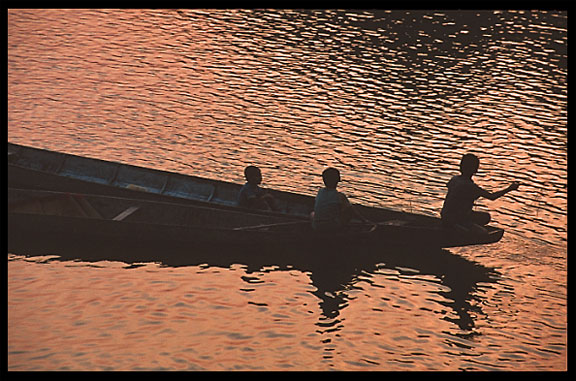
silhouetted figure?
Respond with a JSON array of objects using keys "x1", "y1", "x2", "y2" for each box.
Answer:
[
  {"x1": 237, "y1": 165, "x2": 276, "y2": 210},
  {"x1": 311, "y1": 168, "x2": 369, "y2": 231},
  {"x1": 441, "y1": 153, "x2": 519, "y2": 232}
]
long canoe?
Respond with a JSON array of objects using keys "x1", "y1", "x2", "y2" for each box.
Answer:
[
  {"x1": 7, "y1": 143, "x2": 505, "y2": 248},
  {"x1": 8, "y1": 142, "x2": 313, "y2": 219},
  {"x1": 8, "y1": 142, "x2": 426, "y2": 223},
  {"x1": 8, "y1": 188, "x2": 504, "y2": 259}
]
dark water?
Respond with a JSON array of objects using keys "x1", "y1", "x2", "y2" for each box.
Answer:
[{"x1": 8, "y1": 9, "x2": 567, "y2": 371}]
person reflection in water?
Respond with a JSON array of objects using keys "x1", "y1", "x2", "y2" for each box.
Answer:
[
  {"x1": 237, "y1": 165, "x2": 276, "y2": 211},
  {"x1": 441, "y1": 153, "x2": 519, "y2": 232},
  {"x1": 311, "y1": 167, "x2": 370, "y2": 231}
]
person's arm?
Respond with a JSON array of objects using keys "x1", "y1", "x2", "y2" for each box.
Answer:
[
  {"x1": 352, "y1": 206, "x2": 372, "y2": 223},
  {"x1": 340, "y1": 193, "x2": 372, "y2": 223},
  {"x1": 478, "y1": 182, "x2": 520, "y2": 201}
]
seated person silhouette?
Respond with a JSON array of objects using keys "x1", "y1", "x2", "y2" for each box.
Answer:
[
  {"x1": 237, "y1": 165, "x2": 276, "y2": 210},
  {"x1": 441, "y1": 153, "x2": 519, "y2": 232},
  {"x1": 311, "y1": 167, "x2": 369, "y2": 232}
]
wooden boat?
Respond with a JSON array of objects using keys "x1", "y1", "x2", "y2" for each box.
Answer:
[
  {"x1": 8, "y1": 142, "x2": 314, "y2": 219},
  {"x1": 8, "y1": 188, "x2": 504, "y2": 258},
  {"x1": 8, "y1": 142, "x2": 427, "y2": 223}
]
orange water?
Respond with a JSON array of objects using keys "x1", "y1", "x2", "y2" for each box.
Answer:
[{"x1": 8, "y1": 9, "x2": 566, "y2": 371}]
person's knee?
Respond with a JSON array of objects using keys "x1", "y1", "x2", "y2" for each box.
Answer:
[{"x1": 474, "y1": 211, "x2": 491, "y2": 225}]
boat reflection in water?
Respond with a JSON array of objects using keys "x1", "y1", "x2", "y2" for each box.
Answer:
[
  {"x1": 305, "y1": 246, "x2": 498, "y2": 334},
  {"x1": 9, "y1": 220, "x2": 499, "y2": 336}
]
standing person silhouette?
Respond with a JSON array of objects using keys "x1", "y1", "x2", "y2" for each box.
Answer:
[{"x1": 441, "y1": 153, "x2": 519, "y2": 231}]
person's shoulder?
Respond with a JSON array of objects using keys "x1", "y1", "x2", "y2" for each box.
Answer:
[
  {"x1": 451, "y1": 174, "x2": 474, "y2": 183},
  {"x1": 337, "y1": 190, "x2": 350, "y2": 202},
  {"x1": 447, "y1": 175, "x2": 460, "y2": 186},
  {"x1": 240, "y1": 182, "x2": 258, "y2": 195},
  {"x1": 317, "y1": 187, "x2": 340, "y2": 197},
  {"x1": 461, "y1": 177, "x2": 484, "y2": 193},
  {"x1": 469, "y1": 178, "x2": 485, "y2": 191}
]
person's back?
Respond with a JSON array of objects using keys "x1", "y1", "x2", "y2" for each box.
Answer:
[
  {"x1": 312, "y1": 168, "x2": 352, "y2": 231},
  {"x1": 441, "y1": 153, "x2": 519, "y2": 229},
  {"x1": 313, "y1": 187, "x2": 346, "y2": 231},
  {"x1": 237, "y1": 165, "x2": 275, "y2": 210},
  {"x1": 441, "y1": 174, "x2": 483, "y2": 225},
  {"x1": 238, "y1": 182, "x2": 264, "y2": 208}
]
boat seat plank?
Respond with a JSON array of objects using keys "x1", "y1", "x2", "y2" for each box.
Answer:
[
  {"x1": 233, "y1": 221, "x2": 307, "y2": 231},
  {"x1": 113, "y1": 206, "x2": 140, "y2": 221},
  {"x1": 379, "y1": 219, "x2": 410, "y2": 226}
]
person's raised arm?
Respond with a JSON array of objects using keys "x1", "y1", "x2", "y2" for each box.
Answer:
[{"x1": 479, "y1": 182, "x2": 520, "y2": 201}]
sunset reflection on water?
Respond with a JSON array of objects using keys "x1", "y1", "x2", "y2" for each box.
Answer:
[
  {"x1": 8, "y1": 9, "x2": 566, "y2": 247},
  {"x1": 8, "y1": 9, "x2": 566, "y2": 371}
]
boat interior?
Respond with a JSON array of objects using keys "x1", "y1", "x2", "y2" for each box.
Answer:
[{"x1": 8, "y1": 188, "x2": 294, "y2": 230}]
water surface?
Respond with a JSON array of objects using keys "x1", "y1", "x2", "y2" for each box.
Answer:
[{"x1": 7, "y1": 9, "x2": 567, "y2": 371}]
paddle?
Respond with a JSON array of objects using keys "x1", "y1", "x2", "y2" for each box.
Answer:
[
  {"x1": 235, "y1": 218, "x2": 407, "y2": 233},
  {"x1": 233, "y1": 220, "x2": 308, "y2": 231}
]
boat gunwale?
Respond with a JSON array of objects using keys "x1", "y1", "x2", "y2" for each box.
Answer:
[
  {"x1": 8, "y1": 187, "x2": 504, "y2": 250},
  {"x1": 7, "y1": 142, "x2": 437, "y2": 223}
]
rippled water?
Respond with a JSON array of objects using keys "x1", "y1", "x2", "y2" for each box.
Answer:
[{"x1": 8, "y1": 9, "x2": 567, "y2": 371}]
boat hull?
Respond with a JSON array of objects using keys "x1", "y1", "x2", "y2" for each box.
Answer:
[
  {"x1": 7, "y1": 143, "x2": 505, "y2": 257},
  {"x1": 8, "y1": 188, "x2": 504, "y2": 263}
]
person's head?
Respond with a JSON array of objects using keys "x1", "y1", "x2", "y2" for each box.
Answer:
[
  {"x1": 460, "y1": 153, "x2": 480, "y2": 177},
  {"x1": 244, "y1": 165, "x2": 262, "y2": 184},
  {"x1": 322, "y1": 167, "x2": 341, "y2": 189}
]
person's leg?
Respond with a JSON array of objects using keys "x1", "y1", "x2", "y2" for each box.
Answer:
[{"x1": 470, "y1": 211, "x2": 491, "y2": 226}]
